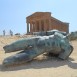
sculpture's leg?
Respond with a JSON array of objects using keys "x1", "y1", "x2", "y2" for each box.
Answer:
[
  {"x1": 58, "y1": 45, "x2": 73, "y2": 60},
  {"x1": 3, "y1": 37, "x2": 39, "y2": 53},
  {"x1": 3, "y1": 49, "x2": 36, "y2": 66},
  {"x1": 3, "y1": 43, "x2": 47, "y2": 66}
]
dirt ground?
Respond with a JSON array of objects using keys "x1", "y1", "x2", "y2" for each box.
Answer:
[{"x1": 0, "y1": 36, "x2": 77, "y2": 77}]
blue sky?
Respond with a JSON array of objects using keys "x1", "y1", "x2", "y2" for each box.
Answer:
[{"x1": 0, "y1": 0, "x2": 77, "y2": 35}]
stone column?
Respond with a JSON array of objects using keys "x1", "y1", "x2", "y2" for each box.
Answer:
[
  {"x1": 44, "y1": 20, "x2": 46, "y2": 31},
  {"x1": 32, "y1": 23, "x2": 35, "y2": 32},
  {"x1": 51, "y1": 19, "x2": 53, "y2": 30},
  {"x1": 49, "y1": 19, "x2": 51, "y2": 30},
  {"x1": 35, "y1": 21, "x2": 37, "y2": 32},
  {"x1": 27, "y1": 23, "x2": 29, "y2": 33},
  {"x1": 39, "y1": 20, "x2": 42, "y2": 31},
  {"x1": 30, "y1": 22, "x2": 32, "y2": 33},
  {"x1": 44, "y1": 19, "x2": 48, "y2": 31},
  {"x1": 65, "y1": 23, "x2": 69, "y2": 33}
]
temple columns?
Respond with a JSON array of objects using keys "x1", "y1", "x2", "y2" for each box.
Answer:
[{"x1": 27, "y1": 19, "x2": 51, "y2": 34}]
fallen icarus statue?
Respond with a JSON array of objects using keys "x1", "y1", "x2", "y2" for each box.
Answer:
[{"x1": 3, "y1": 30, "x2": 73, "y2": 66}]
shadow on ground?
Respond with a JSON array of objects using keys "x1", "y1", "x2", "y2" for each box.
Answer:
[{"x1": 0, "y1": 57, "x2": 77, "y2": 71}]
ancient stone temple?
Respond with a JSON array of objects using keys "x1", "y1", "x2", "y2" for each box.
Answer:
[{"x1": 26, "y1": 12, "x2": 69, "y2": 34}]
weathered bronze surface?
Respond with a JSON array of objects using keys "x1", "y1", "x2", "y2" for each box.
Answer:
[{"x1": 3, "y1": 30, "x2": 73, "y2": 66}]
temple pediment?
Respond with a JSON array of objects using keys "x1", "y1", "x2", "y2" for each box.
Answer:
[{"x1": 26, "y1": 12, "x2": 51, "y2": 22}]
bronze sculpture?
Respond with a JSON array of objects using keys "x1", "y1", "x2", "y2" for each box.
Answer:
[{"x1": 3, "y1": 30, "x2": 73, "y2": 66}]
